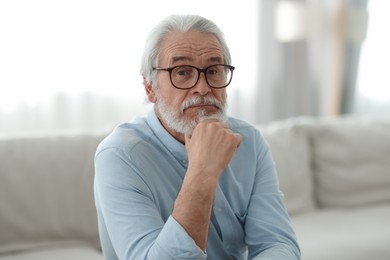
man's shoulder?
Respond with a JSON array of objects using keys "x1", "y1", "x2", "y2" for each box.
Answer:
[
  {"x1": 96, "y1": 116, "x2": 154, "y2": 155},
  {"x1": 227, "y1": 117, "x2": 267, "y2": 148}
]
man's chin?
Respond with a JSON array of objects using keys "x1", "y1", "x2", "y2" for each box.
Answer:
[
  {"x1": 156, "y1": 105, "x2": 226, "y2": 136},
  {"x1": 195, "y1": 109, "x2": 227, "y2": 123},
  {"x1": 172, "y1": 110, "x2": 226, "y2": 136}
]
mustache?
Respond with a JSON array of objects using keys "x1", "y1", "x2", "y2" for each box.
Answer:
[{"x1": 181, "y1": 96, "x2": 224, "y2": 112}]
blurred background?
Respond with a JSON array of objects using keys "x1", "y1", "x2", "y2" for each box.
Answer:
[{"x1": 0, "y1": 0, "x2": 388, "y2": 135}]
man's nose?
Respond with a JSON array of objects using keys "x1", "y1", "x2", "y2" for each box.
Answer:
[{"x1": 191, "y1": 72, "x2": 211, "y2": 95}]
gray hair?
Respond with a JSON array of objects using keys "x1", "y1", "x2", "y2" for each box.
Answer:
[{"x1": 140, "y1": 14, "x2": 232, "y2": 86}]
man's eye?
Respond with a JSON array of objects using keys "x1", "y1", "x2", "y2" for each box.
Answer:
[
  {"x1": 177, "y1": 70, "x2": 189, "y2": 76},
  {"x1": 175, "y1": 67, "x2": 193, "y2": 76},
  {"x1": 207, "y1": 69, "x2": 218, "y2": 75}
]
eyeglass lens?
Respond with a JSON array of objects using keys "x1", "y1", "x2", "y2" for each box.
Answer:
[{"x1": 171, "y1": 65, "x2": 232, "y2": 89}]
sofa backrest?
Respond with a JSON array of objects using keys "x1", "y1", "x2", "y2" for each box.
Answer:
[
  {"x1": 0, "y1": 131, "x2": 106, "y2": 254},
  {"x1": 259, "y1": 116, "x2": 390, "y2": 216},
  {"x1": 308, "y1": 117, "x2": 390, "y2": 209}
]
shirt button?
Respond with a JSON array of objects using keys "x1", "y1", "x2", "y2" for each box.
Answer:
[
  {"x1": 181, "y1": 159, "x2": 187, "y2": 165},
  {"x1": 217, "y1": 207, "x2": 223, "y2": 213}
]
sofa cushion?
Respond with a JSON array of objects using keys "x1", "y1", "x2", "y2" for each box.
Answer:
[
  {"x1": 311, "y1": 117, "x2": 390, "y2": 208},
  {"x1": 292, "y1": 204, "x2": 390, "y2": 260},
  {"x1": 0, "y1": 132, "x2": 106, "y2": 254},
  {"x1": 259, "y1": 118, "x2": 315, "y2": 215}
]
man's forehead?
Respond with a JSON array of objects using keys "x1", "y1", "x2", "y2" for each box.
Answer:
[{"x1": 158, "y1": 30, "x2": 224, "y2": 63}]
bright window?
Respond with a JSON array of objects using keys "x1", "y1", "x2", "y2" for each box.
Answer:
[
  {"x1": 354, "y1": 1, "x2": 390, "y2": 114},
  {"x1": 0, "y1": 0, "x2": 258, "y2": 133}
]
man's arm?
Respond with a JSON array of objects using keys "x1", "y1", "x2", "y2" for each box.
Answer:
[
  {"x1": 172, "y1": 120, "x2": 241, "y2": 251},
  {"x1": 95, "y1": 145, "x2": 211, "y2": 260}
]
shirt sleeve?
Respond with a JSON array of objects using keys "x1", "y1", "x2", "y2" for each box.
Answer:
[
  {"x1": 245, "y1": 130, "x2": 301, "y2": 259},
  {"x1": 94, "y1": 147, "x2": 206, "y2": 260}
]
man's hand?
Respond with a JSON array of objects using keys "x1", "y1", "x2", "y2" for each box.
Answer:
[
  {"x1": 185, "y1": 120, "x2": 242, "y2": 179},
  {"x1": 172, "y1": 120, "x2": 242, "y2": 251}
]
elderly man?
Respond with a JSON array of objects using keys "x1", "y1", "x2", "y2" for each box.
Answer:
[{"x1": 94, "y1": 14, "x2": 300, "y2": 259}]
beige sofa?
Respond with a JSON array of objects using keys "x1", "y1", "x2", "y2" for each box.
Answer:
[
  {"x1": 0, "y1": 132, "x2": 104, "y2": 260},
  {"x1": 1, "y1": 116, "x2": 389, "y2": 259},
  {"x1": 259, "y1": 116, "x2": 390, "y2": 260}
]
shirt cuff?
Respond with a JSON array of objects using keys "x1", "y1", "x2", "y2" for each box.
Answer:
[{"x1": 155, "y1": 215, "x2": 207, "y2": 259}]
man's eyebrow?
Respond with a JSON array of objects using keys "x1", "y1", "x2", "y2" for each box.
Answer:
[
  {"x1": 171, "y1": 56, "x2": 194, "y2": 64},
  {"x1": 209, "y1": 56, "x2": 223, "y2": 63}
]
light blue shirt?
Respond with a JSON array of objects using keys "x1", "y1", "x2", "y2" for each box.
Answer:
[{"x1": 94, "y1": 108, "x2": 300, "y2": 260}]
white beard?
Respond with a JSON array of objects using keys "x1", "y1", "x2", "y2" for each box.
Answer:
[{"x1": 155, "y1": 94, "x2": 227, "y2": 135}]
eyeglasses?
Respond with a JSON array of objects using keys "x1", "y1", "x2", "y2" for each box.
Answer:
[{"x1": 152, "y1": 64, "x2": 235, "y2": 89}]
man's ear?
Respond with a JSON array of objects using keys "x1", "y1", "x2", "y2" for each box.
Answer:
[{"x1": 144, "y1": 77, "x2": 157, "y2": 103}]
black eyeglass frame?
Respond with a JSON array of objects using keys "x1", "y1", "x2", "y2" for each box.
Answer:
[{"x1": 152, "y1": 64, "x2": 235, "y2": 89}]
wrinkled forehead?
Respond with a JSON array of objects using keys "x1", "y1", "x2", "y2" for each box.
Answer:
[{"x1": 157, "y1": 30, "x2": 224, "y2": 66}]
